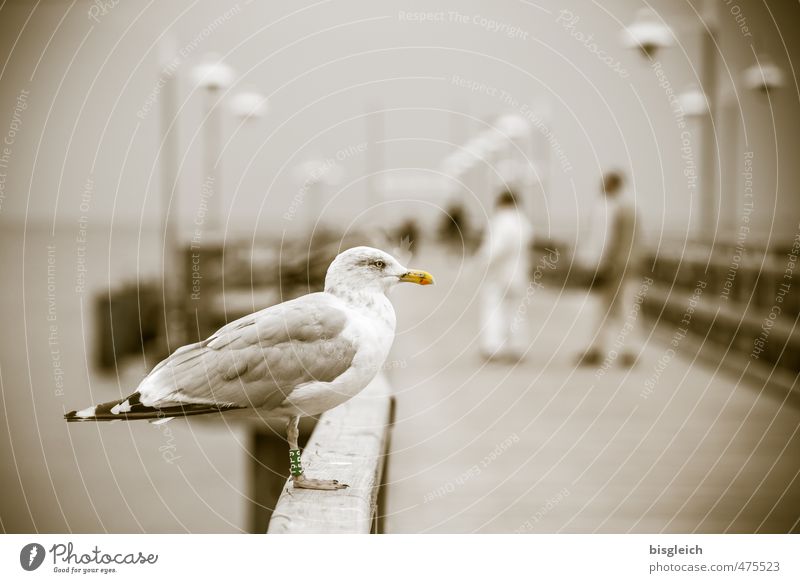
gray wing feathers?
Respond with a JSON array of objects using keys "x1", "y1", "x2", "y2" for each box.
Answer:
[{"x1": 138, "y1": 294, "x2": 356, "y2": 410}]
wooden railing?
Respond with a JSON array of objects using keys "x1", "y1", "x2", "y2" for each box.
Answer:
[
  {"x1": 266, "y1": 375, "x2": 395, "y2": 534},
  {"x1": 642, "y1": 248, "x2": 800, "y2": 378},
  {"x1": 531, "y1": 242, "x2": 799, "y2": 386}
]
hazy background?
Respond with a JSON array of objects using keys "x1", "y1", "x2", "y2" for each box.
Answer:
[
  {"x1": 2, "y1": 0, "x2": 798, "y2": 240},
  {"x1": 1, "y1": 0, "x2": 799, "y2": 533}
]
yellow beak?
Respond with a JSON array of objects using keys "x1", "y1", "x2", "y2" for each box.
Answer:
[{"x1": 399, "y1": 270, "x2": 435, "y2": 286}]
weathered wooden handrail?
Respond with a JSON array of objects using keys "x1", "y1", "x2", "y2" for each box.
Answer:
[{"x1": 267, "y1": 374, "x2": 394, "y2": 534}]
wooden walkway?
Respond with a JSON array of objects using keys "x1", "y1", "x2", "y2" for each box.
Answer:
[
  {"x1": 383, "y1": 248, "x2": 800, "y2": 533},
  {"x1": 3, "y1": 230, "x2": 798, "y2": 533}
]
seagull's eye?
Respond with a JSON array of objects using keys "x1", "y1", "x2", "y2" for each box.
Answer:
[{"x1": 373, "y1": 260, "x2": 386, "y2": 269}]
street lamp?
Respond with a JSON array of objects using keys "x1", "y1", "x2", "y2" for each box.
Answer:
[
  {"x1": 191, "y1": 53, "x2": 235, "y2": 90},
  {"x1": 678, "y1": 85, "x2": 709, "y2": 117},
  {"x1": 622, "y1": 4, "x2": 784, "y2": 243},
  {"x1": 191, "y1": 54, "x2": 236, "y2": 237},
  {"x1": 621, "y1": 3, "x2": 789, "y2": 248},
  {"x1": 230, "y1": 90, "x2": 268, "y2": 120},
  {"x1": 743, "y1": 55, "x2": 786, "y2": 94},
  {"x1": 157, "y1": 36, "x2": 184, "y2": 346},
  {"x1": 493, "y1": 113, "x2": 530, "y2": 139},
  {"x1": 621, "y1": 5, "x2": 717, "y2": 242},
  {"x1": 621, "y1": 8, "x2": 673, "y2": 59}
]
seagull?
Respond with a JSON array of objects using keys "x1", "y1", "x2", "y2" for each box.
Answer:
[{"x1": 65, "y1": 246, "x2": 434, "y2": 490}]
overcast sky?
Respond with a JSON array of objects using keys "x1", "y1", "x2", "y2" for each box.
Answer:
[{"x1": 1, "y1": 0, "x2": 798, "y2": 245}]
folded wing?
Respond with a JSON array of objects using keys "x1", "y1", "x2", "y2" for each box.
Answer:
[{"x1": 138, "y1": 293, "x2": 357, "y2": 411}]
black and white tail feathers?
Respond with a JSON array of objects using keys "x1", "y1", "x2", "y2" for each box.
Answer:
[{"x1": 64, "y1": 391, "x2": 241, "y2": 422}]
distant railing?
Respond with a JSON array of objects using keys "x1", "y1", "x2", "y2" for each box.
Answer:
[
  {"x1": 267, "y1": 375, "x2": 395, "y2": 534},
  {"x1": 530, "y1": 241, "x2": 800, "y2": 386},
  {"x1": 643, "y1": 248, "x2": 800, "y2": 376}
]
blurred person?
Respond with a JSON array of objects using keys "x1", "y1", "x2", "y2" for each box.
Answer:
[
  {"x1": 576, "y1": 170, "x2": 642, "y2": 367},
  {"x1": 395, "y1": 218, "x2": 420, "y2": 251},
  {"x1": 438, "y1": 201, "x2": 470, "y2": 253},
  {"x1": 478, "y1": 190, "x2": 534, "y2": 361}
]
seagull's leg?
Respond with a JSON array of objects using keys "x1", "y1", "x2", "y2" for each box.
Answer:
[{"x1": 287, "y1": 416, "x2": 348, "y2": 490}]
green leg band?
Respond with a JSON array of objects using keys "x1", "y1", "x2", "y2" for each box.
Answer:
[{"x1": 289, "y1": 449, "x2": 303, "y2": 477}]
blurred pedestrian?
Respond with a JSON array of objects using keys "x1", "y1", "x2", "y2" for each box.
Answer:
[
  {"x1": 438, "y1": 202, "x2": 470, "y2": 253},
  {"x1": 478, "y1": 190, "x2": 534, "y2": 361},
  {"x1": 395, "y1": 218, "x2": 420, "y2": 251},
  {"x1": 576, "y1": 170, "x2": 641, "y2": 367}
]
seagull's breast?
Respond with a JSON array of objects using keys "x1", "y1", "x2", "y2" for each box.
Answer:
[{"x1": 277, "y1": 293, "x2": 395, "y2": 417}]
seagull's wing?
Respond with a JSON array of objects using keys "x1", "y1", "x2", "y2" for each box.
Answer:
[{"x1": 138, "y1": 292, "x2": 357, "y2": 410}]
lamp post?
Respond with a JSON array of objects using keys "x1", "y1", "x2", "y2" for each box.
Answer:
[
  {"x1": 365, "y1": 102, "x2": 384, "y2": 223},
  {"x1": 622, "y1": 4, "x2": 717, "y2": 242},
  {"x1": 191, "y1": 54, "x2": 235, "y2": 238},
  {"x1": 294, "y1": 159, "x2": 344, "y2": 233},
  {"x1": 186, "y1": 56, "x2": 265, "y2": 340},
  {"x1": 158, "y1": 37, "x2": 183, "y2": 347},
  {"x1": 622, "y1": 3, "x2": 785, "y2": 245}
]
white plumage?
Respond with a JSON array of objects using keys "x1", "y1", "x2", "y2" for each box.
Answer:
[{"x1": 66, "y1": 246, "x2": 434, "y2": 489}]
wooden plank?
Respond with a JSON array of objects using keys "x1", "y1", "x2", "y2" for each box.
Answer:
[{"x1": 267, "y1": 375, "x2": 393, "y2": 534}]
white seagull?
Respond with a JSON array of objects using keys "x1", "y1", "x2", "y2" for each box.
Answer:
[{"x1": 65, "y1": 246, "x2": 434, "y2": 490}]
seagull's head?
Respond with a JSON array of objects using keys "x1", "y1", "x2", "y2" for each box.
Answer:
[{"x1": 324, "y1": 246, "x2": 434, "y2": 297}]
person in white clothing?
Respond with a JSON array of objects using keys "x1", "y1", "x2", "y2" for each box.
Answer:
[{"x1": 478, "y1": 191, "x2": 534, "y2": 361}]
